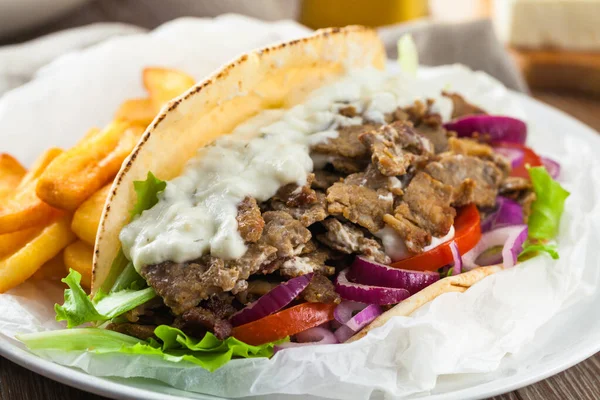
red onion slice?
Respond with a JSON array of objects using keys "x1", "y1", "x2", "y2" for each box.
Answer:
[
  {"x1": 444, "y1": 115, "x2": 527, "y2": 144},
  {"x1": 463, "y1": 225, "x2": 528, "y2": 270},
  {"x1": 334, "y1": 325, "x2": 355, "y2": 343},
  {"x1": 333, "y1": 304, "x2": 382, "y2": 342},
  {"x1": 333, "y1": 301, "x2": 367, "y2": 324},
  {"x1": 494, "y1": 147, "x2": 525, "y2": 168},
  {"x1": 349, "y1": 256, "x2": 440, "y2": 294},
  {"x1": 541, "y1": 157, "x2": 560, "y2": 179},
  {"x1": 335, "y1": 268, "x2": 411, "y2": 305},
  {"x1": 450, "y1": 241, "x2": 462, "y2": 275},
  {"x1": 230, "y1": 273, "x2": 313, "y2": 327},
  {"x1": 481, "y1": 196, "x2": 523, "y2": 233},
  {"x1": 274, "y1": 326, "x2": 338, "y2": 353}
]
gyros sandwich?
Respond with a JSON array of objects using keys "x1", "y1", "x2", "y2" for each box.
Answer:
[{"x1": 20, "y1": 26, "x2": 568, "y2": 371}]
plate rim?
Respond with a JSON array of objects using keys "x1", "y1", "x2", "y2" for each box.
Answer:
[{"x1": 0, "y1": 91, "x2": 599, "y2": 400}]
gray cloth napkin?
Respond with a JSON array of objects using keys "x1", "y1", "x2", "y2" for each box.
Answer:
[{"x1": 0, "y1": 13, "x2": 527, "y2": 96}]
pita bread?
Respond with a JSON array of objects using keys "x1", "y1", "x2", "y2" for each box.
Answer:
[
  {"x1": 347, "y1": 265, "x2": 503, "y2": 343},
  {"x1": 92, "y1": 26, "x2": 386, "y2": 294}
]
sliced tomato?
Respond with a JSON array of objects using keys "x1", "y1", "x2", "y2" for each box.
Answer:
[
  {"x1": 390, "y1": 204, "x2": 481, "y2": 272},
  {"x1": 231, "y1": 302, "x2": 336, "y2": 346},
  {"x1": 493, "y1": 142, "x2": 543, "y2": 179}
]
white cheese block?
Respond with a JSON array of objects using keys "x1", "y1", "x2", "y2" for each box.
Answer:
[{"x1": 493, "y1": 0, "x2": 600, "y2": 51}]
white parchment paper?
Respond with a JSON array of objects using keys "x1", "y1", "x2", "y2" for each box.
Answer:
[{"x1": 1, "y1": 15, "x2": 599, "y2": 400}]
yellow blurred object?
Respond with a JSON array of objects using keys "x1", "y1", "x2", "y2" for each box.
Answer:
[
  {"x1": 143, "y1": 67, "x2": 196, "y2": 113},
  {"x1": 36, "y1": 121, "x2": 144, "y2": 211},
  {"x1": 32, "y1": 251, "x2": 67, "y2": 282},
  {"x1": 115, "y1": 98, "x2": 156, "y2": 126},
  {"x1": 63, "y1": 240, "x2": 93, "y2": 289},
  {"x1": 72, "y1": 184, "x2": 111, "y2": 246},
  {"x1": 0, "y1": 215, "x2": 75, "y2": 293},
  {"x1": 300, "y1": 0, "x2": 428, "y2": 29}
]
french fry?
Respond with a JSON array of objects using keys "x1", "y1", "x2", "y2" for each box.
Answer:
[
  {"x1": 0, "y1": 154, "x2": 26, "y2": 198},
  {"x1": 0, "y1": 226, "x2": 43, "y2": 259},
  {"x1": 63, "y1": 240, "x2": 93, "y2": 289},
  {"x1": 72, "y1": 184, "x2": 111, "y2": 245},
  {"x1": 115, "y1": 98, "x2": 156, "y2": 126},
  {"x1": 0, "y1": 215, "x2": 75, "y2": 293},
  {"x1": 16, "y1": 148, "x2": 62, "y2": 191},
  {"x1": 0, "y1": 149, "x2": 64, "y2": 234},
  {"x1": 31, "y1": 251, "x2": 67, "y2": 282},
  {"x1": 143, "y1": 67, "x2": 195, "y2": 112},
  {"x1": 36, "y1": 121, "x2": 144, "y2": 211},
  {"x1": 78, "y1": 127, "x2": 101, "y2": 145}
]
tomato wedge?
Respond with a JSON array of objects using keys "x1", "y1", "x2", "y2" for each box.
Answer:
[
  {"x1": 390, "y1": 204, "x2": 481, "y2": 272},
  {"x1": 493, "y1": 142, "x2": 543, "y2": 179},
  {"x1": 232, "y1": 302, "x2": 336, "y2": 346}
]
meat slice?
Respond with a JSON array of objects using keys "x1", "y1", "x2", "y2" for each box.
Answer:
[
  {"x1": 359, "y1": 121, "x2": 432, "y2": 176},
  {"x1": 175, "y1": 306, "x2": 233, "y2": 340},
  {"x1": 274, "y1": 173, "x2": 317, "y2": 207},
  {"x1": 388, "y1": 99, "x2": 449, "y2": 153},
  {"x1": 317, "y1": 218, "x2": 390, "y2": 264},
  {"x1": 301, "y1": 274, "x2": 341, "y2": 304},
  {"x1": 499, "y1": 176, "x2": 532, "y2": 194},
  {"x1": 269, "y1": 191, "x2": 328, "y2": 227},
  {"x1": 447, "y1": 137, "x2": 493, "y2": 158},
  {"x1": 279, "y1": 248, "x2": 335, "y2": 278},
  {"x1": 383, "y1": 172, "x2": 455, "y2": 253},
  {"x1": 312, "y1": 169, "x2": 343, "y2": 191},
  {"x1": 425, "y1": 154, "x2": 503, "y2": 208},
  {"x1": 236, "y1": 196, "x2": 264, "y2": 243},
  {"x1": 344, "y1": 164, "x2": 404, "y2": 196},
  {"x1": 443, "y1": 91, "x2": 486, "y2": 119},
  {"x1": 107, "y1": 323, "x2": 157, "y2": 341},
  {"x1": 326, "y1": 181, "x2": 393, "y2": 232},
  {"x1": 312, "y1": 124, "x2": 375, "y2": 159},
  {"x1": 258, "y1": 211, "x2": 312, "y2": 257},
  {"x1": 142, "y1": 243, "x2": 278, "y2": 315}
]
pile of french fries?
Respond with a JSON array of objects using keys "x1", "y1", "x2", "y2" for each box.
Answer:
[{"x1": 0, "y1": 67, "x2": 196, "y2": 293}]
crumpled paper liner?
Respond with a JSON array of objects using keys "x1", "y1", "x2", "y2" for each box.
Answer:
[{"x1": 1, "y1": 16, "x2": 599, "y2": 400}]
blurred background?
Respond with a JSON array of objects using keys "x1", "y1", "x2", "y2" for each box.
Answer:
[{"x1": 1, "y1": 0, "x2": 599, "y2": 97}]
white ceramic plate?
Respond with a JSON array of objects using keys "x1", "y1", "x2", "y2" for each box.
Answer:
[{"x1": 0, "y1": 91, "x2": 599, "y2": 400}]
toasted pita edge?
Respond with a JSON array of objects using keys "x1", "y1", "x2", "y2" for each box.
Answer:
[
  {"x1": 92, "y1": 26, "x2": 386, "y2": 295},
  {"x1": 346, "y1": 265, "x2": 503, "y2": 343}
]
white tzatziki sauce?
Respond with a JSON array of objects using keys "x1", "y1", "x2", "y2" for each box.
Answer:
[{"x1": 120, "y1": 67, "x2": 456, "y2": 271}]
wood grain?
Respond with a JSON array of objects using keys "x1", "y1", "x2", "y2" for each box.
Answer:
[{"x1": 1, "y1": 92, "x2": 599, "y2": 400}]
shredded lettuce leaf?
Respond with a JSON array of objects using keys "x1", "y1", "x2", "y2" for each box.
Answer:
[
  {"x1": 130, "y1": 171, "x2": 166, "y2": 218},
  {"x1": 55, "y1": 270, "x2": 104, "y2": 328},
  {"x1": 527, "y1": 166, "x2": 570, "y2": 240},
  {"x1": 55, "y1": 269, "x2": 156, "y2": 328},
  {"x1": 18, "y1": 326, "x2": 284, "y2": 372},
  {"x1": 397, "y1": 34, "x2": 418, "y2": 77},
  {"x1": 519, "y1": 241, "x2": 559, "y2": 261}
]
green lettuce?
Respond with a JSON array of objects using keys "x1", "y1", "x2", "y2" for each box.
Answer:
[
  {"x1": 18, "y1": 326, "x2": 284, "y2": 372},
  {"x1": 130, "y1": 171, "x2": 166, "y2": 218},
  {"x1": 519, "y1": 241, "x2": 559, "y2": 261},
  {"x1": 55, "y1": 270, "x2": 156, "y2": 328},
  {"x1": 526, "y1": 166, "x2": 570, "y2": 240}
]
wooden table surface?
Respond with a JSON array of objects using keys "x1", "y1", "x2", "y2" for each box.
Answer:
[{"x1": 0, "y1": 91, "x2": 598, "y2": 400}]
